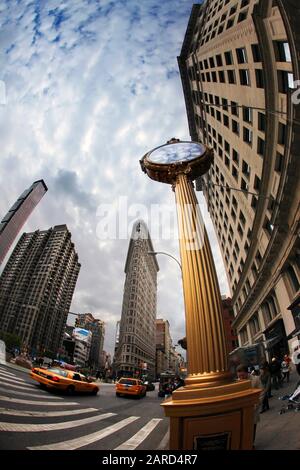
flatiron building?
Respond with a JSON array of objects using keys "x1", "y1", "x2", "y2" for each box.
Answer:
[{"x1": 114, "y1": 220, "x2": 159, "y2": 379}]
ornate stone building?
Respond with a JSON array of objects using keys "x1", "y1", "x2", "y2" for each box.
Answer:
[{"x1": 178, "y1": 0, "x2": 300, "y2": 358}]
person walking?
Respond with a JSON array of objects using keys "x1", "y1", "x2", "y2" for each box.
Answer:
[
  {"x1": 270, "y1": 357, "x2": 282, "y2": 389},
  {"x1": 281, "y1": 358, "x2": 290, "y2": 383},
  {"x1": 260, "y1": 361, "x2": 272, "y2": 397},
  {"x1": 236, "y1": 364, "x2": 264, "y2": 448},
  {"x1": 259, "y1": 364, "x2": 271, "y2": 413}
]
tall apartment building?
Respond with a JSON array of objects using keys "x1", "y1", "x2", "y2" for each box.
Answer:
[
  {"x1": 75, "y1": 313, "x2": 105, "y2": 369},
  {"x1": 114, "y1": 220, "x2": 159, "y2": 379},
  {"x1": 0, "y1": 180, "x2": 48, "y2": 265},
  {"x1": 0, "y1": 225, "x2": 81, "y2": 355},
  {"x1": 179, "y1": 0, "x2": 300, "y2": 359},
  {"x1": 155, "y1": 319, "x2": 173, "y2": 378}
]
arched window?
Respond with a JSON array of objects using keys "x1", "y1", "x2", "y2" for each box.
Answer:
[
  {"x1": 262, "y1": 294, "x2": 278, "y2": 325},
  {"x1": 287, "y1": 264, "x2": 300, "y2": 294},
  {"x1": 269, "y1": 295, "x2": 278, "y2": 317},
  {"x1": 263, "y1": 302, "x2": 273, "y2": 324},
  {"x1": 240, "y1": 327, "x2": 248, "y2": 345},
  {"x1": 250, "y1": 313, "x2": 260, "y2": 335}
]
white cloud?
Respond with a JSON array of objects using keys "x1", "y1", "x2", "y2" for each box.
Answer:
[{"x1": 0, "y1": 0, "x2": 229, "y2": 358}]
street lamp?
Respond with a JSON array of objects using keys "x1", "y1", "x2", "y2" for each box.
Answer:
[
  {"x1": 140, "y1": 138, "x2": 261, "y2": 450},
  {"x1": 147, "y1": 251, "x2": 182, "y2": 272}
]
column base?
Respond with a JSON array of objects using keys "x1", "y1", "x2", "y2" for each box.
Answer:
[{"x1": 161, "y1": 380, "x2": 261, "y2": 450}]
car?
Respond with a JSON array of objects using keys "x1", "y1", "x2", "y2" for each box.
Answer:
[
  {"x1": 30, "y1": 367, "x2": 100, "y2": 395},
  {"x1": 115, "y1": 377, "x2": 147, "y2": 398},
  {"x1": 143, "y1": 380, "x2": 155, "y2": 391},
  {"x1": 15, "y1": 354, "x2": 33, "y2": 370}
]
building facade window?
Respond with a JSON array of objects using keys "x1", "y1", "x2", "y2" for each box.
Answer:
[
  {"x1": 240, "y1": 327, "x2": 248, "y2": 345},
  {"x1": 286, "y1": 264, "x2": 300, "y2": 294},
  {"x1": 250, "y1": 313, "x2": 260, "y2": 336},
  {"x1": 236, "y1": 47, "x2": 248, "y2": 64},
  {"x1": 240, "y1": 69, "x2": 251, "y2": 86}
]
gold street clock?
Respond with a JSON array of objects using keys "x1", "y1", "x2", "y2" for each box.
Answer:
[{"x1": 140, "y1": 140, "x2": 213, "y2": 185}]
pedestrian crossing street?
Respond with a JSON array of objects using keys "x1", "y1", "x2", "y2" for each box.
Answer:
[{"x1": 0, "y1": 365, "x2": 166, "y2": 450}]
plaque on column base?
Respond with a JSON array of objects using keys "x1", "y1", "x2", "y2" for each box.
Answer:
[{"x1": 161, "y1": 380, "x2": 261, "y2": 450}]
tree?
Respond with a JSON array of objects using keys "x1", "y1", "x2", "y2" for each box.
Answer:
[{"x1": 0, "y1": 331, "x2": 21, "y2": 351}]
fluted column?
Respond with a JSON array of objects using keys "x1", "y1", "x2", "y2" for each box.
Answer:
[{"x1": 175, "y1": 173, "x2": 231, "y2": 387}]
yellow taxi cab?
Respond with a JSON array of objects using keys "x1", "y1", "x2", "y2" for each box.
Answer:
[
  {"x1": 115, "y1": 377, "x2": 146, "y2": 398},
  {"x1": 30, "y1": 366, "x2": 99, "y2": 395}
]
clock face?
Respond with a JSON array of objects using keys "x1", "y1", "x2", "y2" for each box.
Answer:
[{"x1": 147, "y1": 142, "x2": 206, "y2": 165}]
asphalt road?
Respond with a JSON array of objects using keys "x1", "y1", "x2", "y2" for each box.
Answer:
[{"x1": 0, "y1": 363, "x2": 169, "y2": 450}]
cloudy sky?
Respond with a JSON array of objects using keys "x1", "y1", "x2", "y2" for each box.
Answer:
[{"x1": 0, "y1": 0, "x2": 230, "y2": 357}]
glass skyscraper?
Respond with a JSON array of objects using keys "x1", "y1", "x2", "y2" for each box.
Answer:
[{"x1": 0, "y1": 179, "x2": 48, "y2": 265}]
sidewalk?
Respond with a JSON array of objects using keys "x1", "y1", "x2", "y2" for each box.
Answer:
[
  {"x1": 157, "y1": 372, "x2": 300, "y2": 451},
  {"x1": 0, "y1": 359, "x2": 32, "y2": 375},
  {"x1": 255, "y1": 371, "x2": 300, "y2": 450}
]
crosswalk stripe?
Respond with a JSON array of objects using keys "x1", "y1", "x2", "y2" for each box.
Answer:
[
  {"x1": 0, "y1": 372, "x2": 27, "y2": 383},
  {"x1": 0, "y1": 378, "x2": 41, "y2": 391},
  {"x1": 114, "y1": 418, "x2": 162, "y2": 450},
  {"x1": 0, "y1": 396, "x2": 78, "y2": 406},
  {"x1": 0, "y1": 407, "x2": 98, "y2": 417},
  {"x1": 0, "y1": 412, "x2": 116, "y2": 432},
  {"x1": 0, "y1": 370, "x2": 19, "y2": 378},
  {"x1": 0, "y1": 386, "x2": 63, "y2": 399},
  {"x1": 28, "y1": 416, "x2": 140, "y2": 450}
]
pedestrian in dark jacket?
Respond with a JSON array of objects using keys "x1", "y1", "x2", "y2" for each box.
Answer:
[
  {"x1": 259, "y1": 365, "x2": 271, "y2": 413},
  {"x1": 270, "y1": 357, "x2": 282, "y2": 389}
]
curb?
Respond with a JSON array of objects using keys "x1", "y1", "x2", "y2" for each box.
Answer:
[{"x1": 0, "y1": 360, "x2": 31, "y2": 375}]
